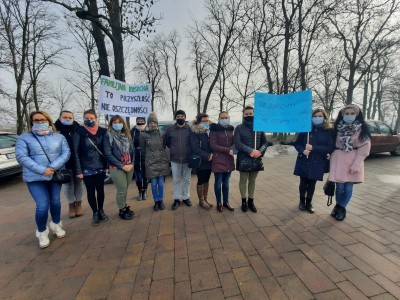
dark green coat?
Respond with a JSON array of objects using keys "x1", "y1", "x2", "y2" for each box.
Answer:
[{"x1": 140, "y1": 127, "x2": 170, "y2": 179}]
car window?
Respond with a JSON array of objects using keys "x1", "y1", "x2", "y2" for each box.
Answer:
[
  {"x1": 367, "y1": 122, "x2": 378, "y2": 134},
  {"x1": 0, "y1": 135, "x2": 17, "y2": 149},
  {"x1": 378, "y1": 123, "x2": 391, "y2": 134}
]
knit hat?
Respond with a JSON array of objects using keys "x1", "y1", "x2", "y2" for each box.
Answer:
[
  {"x1": 147, "y1": 112, "x2": 158, "y2": 125},
  {"x1": 340, "y1": 104, "x2": 360, "y2": 117},
  {"x1": 136, "y1": 117, "x2": 146, "y2": 124},
  {"x1": 175, "y1": 110, "x2": 186, "y2": 118}
]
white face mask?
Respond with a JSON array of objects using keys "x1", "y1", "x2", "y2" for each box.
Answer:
[{"x1": 219, "y1": 119, "x2": 230, "y2": 126}]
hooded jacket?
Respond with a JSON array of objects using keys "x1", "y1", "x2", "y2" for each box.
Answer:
[
  {"x1": 16, "y1": 132, "x2": 70, "y2": 182},
  {"x1": 209, "y1": 123, "x2": 235, "y2": 173},
  {"x1": 54, "y1": 119, "x2": 80, "y2": 171},
  {"x1": 189, "y1": 124, "x2": 212, "y2": 170}
]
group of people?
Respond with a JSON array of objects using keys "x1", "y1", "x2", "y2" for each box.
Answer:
[{"x1": 15, "y1": 103, "x2": 370, "y2": 249}]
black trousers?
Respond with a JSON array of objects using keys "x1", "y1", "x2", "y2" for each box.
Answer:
[
  {"x1": 83, "y1": 172, "x2": 106, "y2": 213},
  {"x1": 299, "y1": 177, "x2": 317, "y2": 200},
  {"x1": 196, "y1": 169, "x2": 212, "y2": 185}
]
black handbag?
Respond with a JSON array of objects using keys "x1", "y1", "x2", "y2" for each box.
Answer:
[
  {"x1": 188, "y1": 154, "x2": 202, "y2": 169},
  {"x1": 237, "y1": 154, "x2": 264, "y2": 172},
  {"x1": 32, "y1": 133, "x2": 72, "y2": 184},
  {"x1": 323, "y1": 180, "x2": 335, "y2": 206}
]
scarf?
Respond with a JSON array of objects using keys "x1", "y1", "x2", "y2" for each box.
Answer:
[
  {"x1": 337, "y1": 120, "x2": 362, "y2": 151},
  {"x1": 83, "y1": 124, "x2": 99, "y2": 135},
  {"x1": 108, "y1": 129, "x2": 133, "y2": 159}
]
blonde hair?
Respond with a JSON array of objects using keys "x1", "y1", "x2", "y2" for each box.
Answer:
[
  {"x1": 29, "y1": 111, "x2": 57, "y2": 132},
  {"x1": 312, "y1": 108, "x2": 332, "y2": 129}
]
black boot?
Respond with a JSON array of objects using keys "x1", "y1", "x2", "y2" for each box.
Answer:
[
  {"x1": 330, "y1": 204, "x2": 339, "y2": 218},
  {"x1": 241, "y1": 198, "x2": 248, "y2": 212},
  {"x1": 299, "y1": 197, "x2": 306, "y2": 211},
  {"x1": 141, "y1": 189, "x2": 147, "y2": 200},
  {"x1": 136, "y1": 181, "x2": 143, "y2": 200},
  {"x1": 335, "y1": 205, "x2": 346, "y2": 221},
  {"x1": 305, "y1": 198, "x2": 315, "y2": 214},
  {"x1": 248, "y1": 198, "x2": 257, "y2": 213}
]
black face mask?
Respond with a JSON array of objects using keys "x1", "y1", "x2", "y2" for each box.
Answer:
[
  {"x1": 244, "y1": 116, "x2": 254, "y2": 122},
  {"x1": 176, "y1": 119, "x2": 185, "y2": 125}
]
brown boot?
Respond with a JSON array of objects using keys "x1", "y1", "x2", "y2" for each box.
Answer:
[
  {"x1": 197, "y1": 184, "x2": 210, "y2": 210},
  {"x1": 75, "y1": 201, "x2": 84, "y2": 217},
  {"x1": 68, "y1": 204, "x2": 76, "y2": 218},
  {"x1": 203, "y1": 182, "x2": 213, "y2": 207}
]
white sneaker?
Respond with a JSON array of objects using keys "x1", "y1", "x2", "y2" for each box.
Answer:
[
  {"x1": 49, "y1": 221, "x2": 66, "y2": 238},
  {"x1": 36, "y1": 227, "x2": 50, "y2": 248}
]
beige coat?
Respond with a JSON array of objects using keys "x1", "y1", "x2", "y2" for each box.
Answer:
[{"x1": 328, "y1": 130, "x2": 371, "y2": 183}]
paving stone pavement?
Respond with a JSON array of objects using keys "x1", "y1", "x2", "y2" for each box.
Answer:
[{"x1": 1, "y1": 153, "x2": 400, "y2": 300}]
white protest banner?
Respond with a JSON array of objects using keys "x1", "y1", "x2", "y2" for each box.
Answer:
[
  {"x1": 98, "y1": 75, "x2": 151, "y2": 118},
  {"x1": 254, "y1": 90, "x2": 312, "y2": 132}
]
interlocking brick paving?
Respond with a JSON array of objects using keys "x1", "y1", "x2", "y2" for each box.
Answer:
[{"x1": 1, "y1": 153, "x2": 400, "y2": 299}]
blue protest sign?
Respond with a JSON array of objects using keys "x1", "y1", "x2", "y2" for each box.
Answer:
[{"x1": 253, "y1": 90, "x2": 312, "y2": 132}]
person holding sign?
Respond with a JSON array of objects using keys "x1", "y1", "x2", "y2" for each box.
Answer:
[
  {"x1": 140, "y1": 113, "x2": 170, "y2": 211},
  {"x1": 329, "y1": 104, "x2": 371, "y2": 221},
  {"x1": 234, "y1": 106, "x2": 268, "y2": 213},
  {"x1": 190, "y1": 113, "x2": 214, "y2": 210},
  {"x1": 293, "y1": 108, "x2": 334, "y2": 213},
  {"x1": 73, "y1": 109, "x2": 108, "y2": 226},
  {"x1": 103, "y1": 115, "x2": 135, "y2": 220},
  {"x1": 209, "y1": 112, "x2": 236, "y2": 212},
  {"x1": 164, "y1": 110, "x2": 192, "y2": 210},
  {"x1": 131, "y1": 117, "x2": 148, "y2": 200}
]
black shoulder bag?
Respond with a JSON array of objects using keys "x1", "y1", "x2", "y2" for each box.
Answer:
[
  {"x1": 32, "y1": 133, "x2": 72, "y2": 184},
  {"x1": 188, "y1": 139, "x2": 202, "y2": 169}
]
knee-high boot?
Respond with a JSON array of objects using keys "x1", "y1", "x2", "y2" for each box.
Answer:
[
  {"x1": 203, "y1": 182, "x2": 213, "y2": 207},
  {"x1": 136, "y1": 181, "x2": 143, "y2": 200},
  {"x1": 197, "y1": 184, "x2": 210, "y2": 210}
]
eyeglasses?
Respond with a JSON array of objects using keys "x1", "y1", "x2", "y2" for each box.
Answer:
[{"x1": 32, "y1": 118, "x2": 48, "y2": 123}]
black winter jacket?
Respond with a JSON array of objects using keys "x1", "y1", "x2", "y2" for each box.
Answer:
[
  {"x1": 164, "y1": 123, "x2": 191, "y2": 164},
  {"x1": 189, "y1": 124, "x2": 212, "y2": 170},
  {"x1": 54, "y1": 119, "x2": 80, "y2": 171},
  {"x1": 73, "y1": 126, "x2": 108, "y2": 175},
  {"x1": 234, "y1": 121, "x2": 268, "y2": 172},
  {"x1": 103, "y1": 132, "x2": 135, "y2": 169},
  {"x1": 131, "y1": 127, "x2": 146, "y2": 172}
]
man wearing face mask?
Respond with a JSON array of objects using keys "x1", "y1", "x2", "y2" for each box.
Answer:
[
  {"x1": 234, "y1": 106, "x2": 269, "y2": 213},
  {"x1": 55, "y1": 110, "x2": 84, "y2": 218},
  {"x1": 131, "y1": 117, "x2": 148, "y2": 200},
  {"x1": 164, "y1": 110, "x2": 193, "y2": 210}
]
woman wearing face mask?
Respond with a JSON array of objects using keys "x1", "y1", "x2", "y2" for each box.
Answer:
[
  {"x1": 104, "y1": 115, "x2": 135, "y2": 220},
  {"x1": 16, "y1": 111, "x2": 70, "y2": 248},
  {"x1": 130, "y1": 117, "x2": 148, "y2": 200},
  {"x1": 55, "y1": 110, "x2": 84, "y2": 218},
  {"x1": 140, "y1": 113, "x2": 170, "y2": 211},
  {"x1": 293, "y1": 108, "x2": 334, "y2": 213},
  {"x1": 234, "y1": 106, "x2": 269, "y2": 213},
  {"x1": 190, "y1": 113, "x2": 214, "y2": 210},
  {"x1": 329, "y1": 104, "x2": 371, "y2": 221},
  {"x1": 73, "y1": 109, "x2": 108, "y2": 226},
  {"x1": 209, "y1": 111, "x2": 235, "y2": 212}
]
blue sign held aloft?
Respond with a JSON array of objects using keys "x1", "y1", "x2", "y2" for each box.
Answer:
[{"x1": 254, "y1": 90, "x2": 312, "y2": 132}]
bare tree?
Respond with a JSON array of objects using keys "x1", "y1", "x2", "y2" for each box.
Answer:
[{"x1": 328, "y1": 0, "x2": 400, "y2": 104}]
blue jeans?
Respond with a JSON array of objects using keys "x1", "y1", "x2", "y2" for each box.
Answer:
[
  {"x1": 151, "y1": 176, "x2": 164, "y2": 202},
  {"x1": 27, "y1": 181, "x2": 62, "y2": 232},
  {"x1": 171, "y1": 162, "x2": 191, "y2": 200},
  {"x1": 214, "y1": 172, "x2": 231, "y2": 204},
  {"x1": 335, "y1": 182, "x2": 354, "y2": 208}
]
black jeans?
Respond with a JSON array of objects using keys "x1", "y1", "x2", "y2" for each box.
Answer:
[
  {"x1": 196, "y1": 169, "x2": 212, "y2": 185},
  {"x1": 299, "y1": 177, "x2": 316, "y2": 200},
  {"x1": 83, "y1": 172, "x2": 106, "y2": 213}
]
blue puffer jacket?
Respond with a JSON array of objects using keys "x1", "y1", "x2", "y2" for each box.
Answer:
[{"x1": 16, "y1": 132, "x2": 71, "y2": 182}]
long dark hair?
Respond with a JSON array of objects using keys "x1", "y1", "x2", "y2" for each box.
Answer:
[{"x1": 334, "y1": 110, "x2": 371, "y2": 142}]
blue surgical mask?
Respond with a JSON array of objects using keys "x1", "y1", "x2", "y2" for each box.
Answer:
[
  {"x1": 200, "y1": 124, "x2": 209, "y2": 130},
  {"x1": 84, "y1": 119, "x2": 96, "y2": 127},
  {"x1": 219, "y1": 119, "x2": 230, "y2": 126},
  {"x1": 112, "y1": 124, "x2": 123, "y2": 131},
  {"x1": 61, "y1": 119, "x2": 73, "y2": 126},
  {"x1": 32, "y1": 123, "x2": 49, "y2": 131},
  {"x1": 343, "y1": 116, "x2": 356, "y2": 123},
  {"x1": 312, "y1": 117, "x2": 324, "y2": 125}
]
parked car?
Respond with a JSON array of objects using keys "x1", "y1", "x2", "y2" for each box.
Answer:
[
  {"x1": 366, "y1": 120, "x2": 400, "y2": 156},
  {"x1": 0, "y1": 132, "x2": 22, "y2": 179}
]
